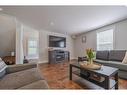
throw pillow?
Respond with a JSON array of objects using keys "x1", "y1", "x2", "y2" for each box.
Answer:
[
  {"x1": 0, "y1": 60, "x2": 7, "y2": 78},
  {"x1": 122, "y1": 52, "x2": 127, "y2": 64}
]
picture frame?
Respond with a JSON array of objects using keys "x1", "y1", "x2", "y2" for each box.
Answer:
[{"x1": 82, "y1": 36, "x2": 86, "y2": 43}]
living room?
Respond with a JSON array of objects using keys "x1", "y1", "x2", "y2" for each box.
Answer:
[{"x1": 1, "y1": 5, "x2": 127, "y2": 91}]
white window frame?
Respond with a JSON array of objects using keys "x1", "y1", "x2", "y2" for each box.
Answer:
[
  {"x1": 27, "y1": 38, "x2": 39, "y2": 59},
  {"x1": 97, "y1": 28, "x2": 114, "y2": 51}
]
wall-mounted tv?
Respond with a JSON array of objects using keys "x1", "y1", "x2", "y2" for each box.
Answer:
[{"x1": 49, "y1": 35, "x2": 66, "y2": 48}]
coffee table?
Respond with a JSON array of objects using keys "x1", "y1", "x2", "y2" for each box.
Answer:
[{"x1": 69, "y1": 63, "x2": 119, "y2": 89}]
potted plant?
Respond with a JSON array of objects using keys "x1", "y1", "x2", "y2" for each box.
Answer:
[{"x1": 86, "y1": 48, "x2": 95, "y2": 64}]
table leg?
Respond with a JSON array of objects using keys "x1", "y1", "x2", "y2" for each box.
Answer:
[
  {"x1": 105, "y1": 77, "x2": 109, "y2": 89},
  {"x1": 69, "y1": 65, "x2": 72, "y2": 80},
  {"x1": 115, "y1": 72, "x2": 118, "y2": 89}
]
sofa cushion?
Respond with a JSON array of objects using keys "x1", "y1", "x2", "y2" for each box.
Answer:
[
  {"x1": 19, "y1": 80, "x2": 49, "y2": 89},
  {"x1": 0, "y1": 61, "x2": 7, "y2": 78},
  {"x1": 109, "y1": 50, "x2": 126, "y2": 62},
  {"x1": 6, "y1": 63, "x2": 37, "y2": 74},
  {"x1": 94, "y1": 59, "x2": 109, "y2": 64},
  {"x1": 96, "y1": 51, "x2": 109, "y2": 60},
  {"x1": 94, "y1": 59, "x2": 127, "y2": 71},
  {"x1": 0, "y1": 68, "x2": 43, "y2": 89}
]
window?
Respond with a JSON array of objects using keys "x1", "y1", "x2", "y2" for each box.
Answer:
[
  {"x1": 97, "y1": 29, "x2": 113, "y2": 50},
  {"x1": 28, "y1": 39, "x2": 39, "y2": 59}
]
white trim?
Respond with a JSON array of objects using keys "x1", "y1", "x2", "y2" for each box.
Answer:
[
  {"x1": 38, "y1": 61, "x2": 48, "y2": 64},
  {"x1": 70, "y1": 57, "x2": 77, "y2": 60}
]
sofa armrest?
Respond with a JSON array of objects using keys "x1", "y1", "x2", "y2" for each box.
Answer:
[{"x1": 6, "y1": 63, "x2": 37, "y2": 74}]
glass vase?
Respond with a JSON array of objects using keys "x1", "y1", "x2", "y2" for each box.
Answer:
[{"x1": 88, "y1": 58, "x2": 93, "y2": 64}]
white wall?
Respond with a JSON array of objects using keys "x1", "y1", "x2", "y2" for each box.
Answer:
[
  {"x1": 16, "y1": 21, "x2": 75, "y2": 63},
  {"x1": 39, "y1": 30, "x2": 75, "y2": 63},
  {"x1": 74, "y1": 19, "x2": 127, "y2": 58},
  {"x1": 115, "y1": 20, "x2": 127, "y2": 49},
  {"x1": 74, "y1": 30, "x2": 96, "y2": 57},
  {"x1": 16, "y1": 20, "x2": 24, "y2": 64},
  {"x1": 16, "y1": 21, "x2": 40, "y2": 64},
  {"x1": 0, "y1": 14, "x2": 16, "y2": 57},
  {"x1": 16, "y1": 22, "x2": 75, "y2": 63},
  {"x1": 23, "y1": 25, "x2": 39, "y2": 58}
]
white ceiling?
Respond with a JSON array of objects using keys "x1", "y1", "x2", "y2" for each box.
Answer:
[{"x1": 1, "y1": 6, "x2": 127, "y2": 35}]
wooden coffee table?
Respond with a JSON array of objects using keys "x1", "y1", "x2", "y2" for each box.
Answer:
[{"x1": 69, "y1": 63, "x2": 119, "y2": 89}]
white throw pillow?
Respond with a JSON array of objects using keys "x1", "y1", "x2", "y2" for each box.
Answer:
[
  {"x1": 0, "y1": 61, "x2": 7, "y2": 78},
  {"x1": 122, "y1": 52, "x2": 127, "y2": 64}
]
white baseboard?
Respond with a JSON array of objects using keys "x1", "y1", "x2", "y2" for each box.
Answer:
[
  {"x1": 38, "y1": 60, "x2": 48, "y2": 64},
  {"x1": 70, "y1": 57, "x2": 77, "y2": 60}
]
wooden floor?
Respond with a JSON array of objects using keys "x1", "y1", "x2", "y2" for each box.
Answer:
[{"x1": 38, "y1": 60, "x2": 127, "y2": 89}]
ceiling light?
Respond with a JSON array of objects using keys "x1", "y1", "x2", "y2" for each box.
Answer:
[{"x1": 0, "y1": 8, "x2": 3, "y2": 11}]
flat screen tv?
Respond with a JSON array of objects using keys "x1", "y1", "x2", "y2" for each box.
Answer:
[{"x1": 49, "y1": 35, "x2": 66, "y2": 48}]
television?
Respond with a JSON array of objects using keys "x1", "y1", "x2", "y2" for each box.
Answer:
[{"x1": 49, "y1": 35, "x2": 66, "y2": 48}]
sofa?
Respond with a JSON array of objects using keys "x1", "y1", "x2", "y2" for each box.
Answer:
[
  {"x1": 0, "y1": 62, "x2": 49, "y2": 89},
  {"x1": 79, "y1": 50, "x2": 127, "y2": 79}
]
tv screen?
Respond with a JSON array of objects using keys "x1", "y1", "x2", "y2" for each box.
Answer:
[{"x1": 49, "y1": 35, "x2": 66, "y2": 48}]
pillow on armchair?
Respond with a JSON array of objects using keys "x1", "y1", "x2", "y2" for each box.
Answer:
[
  {"x1": 0, "y1": 59, "x2": 7, "y2": 78},
  {"x1": 122, "y1": 52, "x2": 127, "y2": 64}
]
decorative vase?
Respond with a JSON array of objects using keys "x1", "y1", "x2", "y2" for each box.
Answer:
[
  {"x1": 88, "y1": 58, "x2": 93, "y2": 64},
  {"x1": 86, "y1": 48, "x2": 95, "y2": 65}
]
